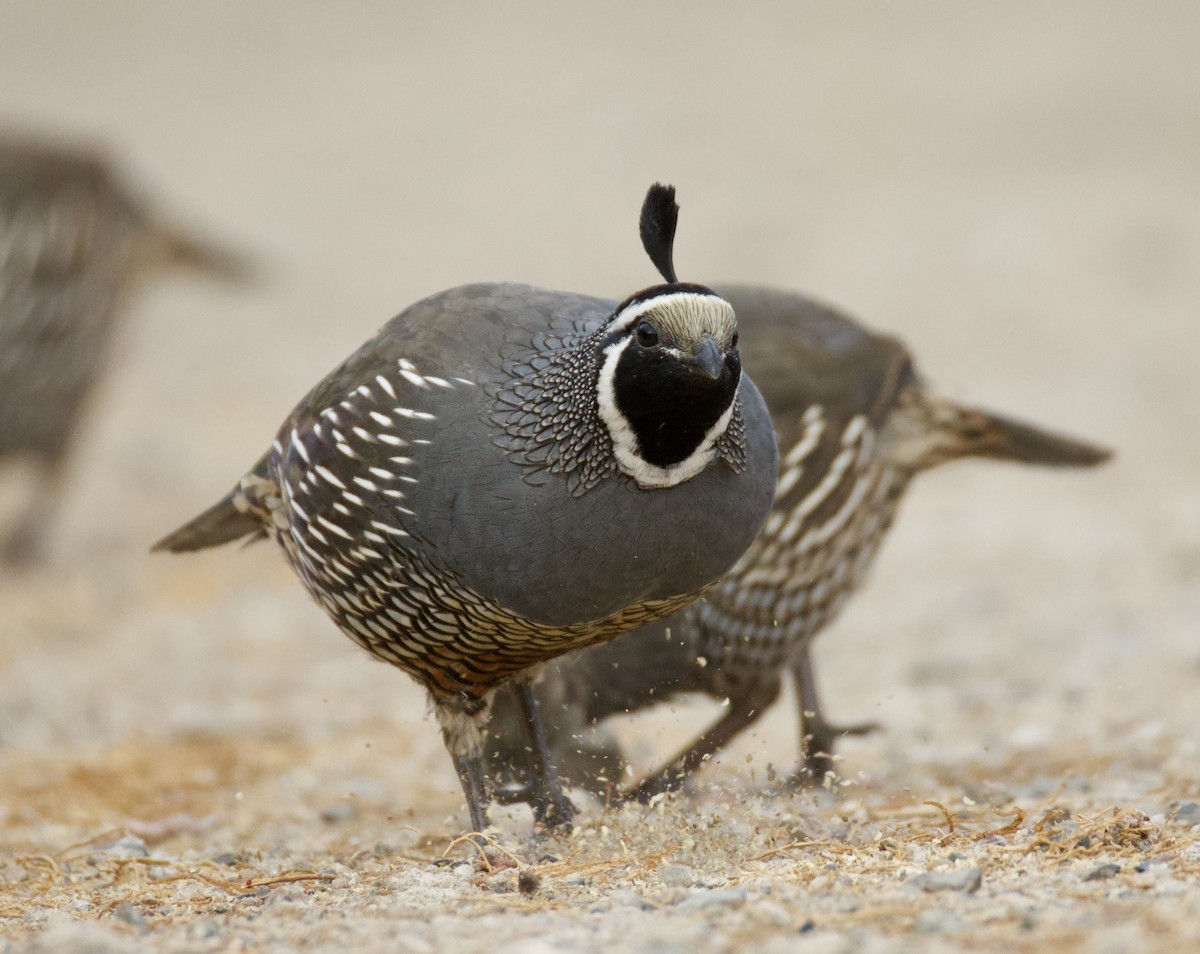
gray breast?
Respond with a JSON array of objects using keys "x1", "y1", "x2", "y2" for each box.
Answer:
[{"x1": 273, "y1": 282, "x2": 778, "y2": 630}]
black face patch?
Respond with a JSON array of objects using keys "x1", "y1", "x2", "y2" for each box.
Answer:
[{"x1": 613, "y1": 344, "x2": 742, "y2": 467}]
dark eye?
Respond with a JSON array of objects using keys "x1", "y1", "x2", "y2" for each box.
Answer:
[
  {"x1": 731, "y1": 330, "x2": 739, "y2": 348},
  {"x1": 634, "y1": 321, "x2": 659, "y2": 347}
]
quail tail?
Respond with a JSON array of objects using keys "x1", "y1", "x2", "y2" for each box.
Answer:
[
  {"x1": 152, "y1": 489, "x2": 264, "y2": 553},
  {"x1": 929, "y1": 398, "x2": 1112, "y2": 469},
  {"x1": 153, "y1": 456, "x2": 273, "y2": 553}
]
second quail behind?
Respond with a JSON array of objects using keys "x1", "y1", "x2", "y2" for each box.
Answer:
[{"x1": 485, "y1": 285, "x2": 1111, "y2": 802}]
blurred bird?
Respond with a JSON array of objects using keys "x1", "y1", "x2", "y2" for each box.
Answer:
[
  {"x1": 486, "y1": 285, "x2": 1111, "y2": 802},
  {"x1": 0, "y1": 133, "x2": 251, "y2": 563}
]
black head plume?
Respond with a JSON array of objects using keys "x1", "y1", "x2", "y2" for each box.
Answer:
[{"x1": 639, "y1": 183, "x2": 680, "y2": 284}]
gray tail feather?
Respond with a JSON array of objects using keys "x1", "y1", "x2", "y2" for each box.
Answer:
[{"x1": 152, "y1": 488, "x2": 264, "y2": 553}]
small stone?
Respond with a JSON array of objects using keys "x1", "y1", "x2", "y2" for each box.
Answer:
[
  {"x1": 677, "y1": 888, "x2": 748, "y2": 911},
  {"x1": 485, "y1": 870, "x2": 514, "y2": 893},
  {"x1": 265, "y1": 886, "x2": 308, "y2": 907},
  {"x1": 211, "y1": 851, "x2": 241, "y2": 866},
  {"x1": 1170, "y1": 802, "x2": 1200, "y2": 827},
  {"x1": 909, "y1": 866, "x2": 983, "y2": 894},
  {"x1": 113, "y1": 903, "x2": 147, "y2": 932},
  {"x1": 319, "y1": 801, "x2": 356, "y2": 823},
  {"x1": 657, "y1": 864, "x2": 695, "y2": 887},
  {"x1": 607, "y1": 889, "x2": 653, "y2": 910},
  {"x1": 1083, "y1": 863, "x2": 1121, "y2": 881}
]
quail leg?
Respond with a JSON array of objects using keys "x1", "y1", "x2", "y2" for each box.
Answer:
[
  {"x1": 450, "y1": 750, "x2": 492, "y2": 836},
  {"x1": 788, "y1": 644, "x2": 879, "y2": 787},
  {"x1": 515, "y1": 683, "x2": 576, "y2": 829},
  {"x1": 436, "y1": 703, "x2": 492, "y2": 836},
  {"x1": 622, "y1": 677, "x2": 783, "y2": 803}
]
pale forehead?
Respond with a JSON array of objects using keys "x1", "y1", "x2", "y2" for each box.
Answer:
[{"x1": 610, "y1": 291, "x2": 737, "y2": 339}]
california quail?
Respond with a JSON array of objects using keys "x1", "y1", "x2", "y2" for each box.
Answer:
[
  {"x1": 0, "y1": 134, "x2": 249, "y2": 563},
  {"x1": 485, "y1": 285, "x2": 1111, "y2": 802},
  {"x1": 154, "y1": 185, "x2": 779, "y2": 834}
]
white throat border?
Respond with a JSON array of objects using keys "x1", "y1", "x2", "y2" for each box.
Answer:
[{"x1": 596, "y1": 335, "x2": 737, "y2": 489}]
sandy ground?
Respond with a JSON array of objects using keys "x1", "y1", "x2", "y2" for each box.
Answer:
[{"x1": 1, "y1": 3, "x2": 1198, "y2": 951}]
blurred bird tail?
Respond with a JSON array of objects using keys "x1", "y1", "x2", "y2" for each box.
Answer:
[
  {"x1": 153, "y1": 460, "x2": 274, "y2": 553},
  {"x1": 907, "y1": 394, "x2": 1113, "y2": 471},
  {"x1": 147, "y1": 220, "x2": 258, "y2": 284}
]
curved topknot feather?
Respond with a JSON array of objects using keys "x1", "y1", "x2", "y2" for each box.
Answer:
[{"x1": 639, "y1": 183, "x2": 680, "y2": 284}]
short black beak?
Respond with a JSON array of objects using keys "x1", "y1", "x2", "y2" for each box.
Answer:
[{"x1": 686, "y1": 336, "x2": 725, "y2": 381}]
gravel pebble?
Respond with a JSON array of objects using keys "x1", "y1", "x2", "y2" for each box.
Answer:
[
  {"x1": 319, "y1": 801, "x2": 357, "y2": 823},
  {"x1": 1083, "y1": 863, "x2": 1121, "y2": 882},
  {"x1": 677, "y1": 888, "x2": 748, "y2": 911},
  {"x1": 1170, "y1": 802, "x2": 1200, "y2": 827},
  {"x1": 608, "y1": 888, "x2": 654, "y2": 910},
  {"x1": 656, "y1": 864, "x2": 696, "y2": 887},
  {"x1": 908, "y1": 867, "x2": 983, "y2": 894},
  {"x1": 112, "y1": 904, "x2": 148, "y2": 933}
]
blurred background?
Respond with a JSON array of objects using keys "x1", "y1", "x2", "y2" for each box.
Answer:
[{"x1": 0, "y1": 1, "x2": 1196, "y2": 835}]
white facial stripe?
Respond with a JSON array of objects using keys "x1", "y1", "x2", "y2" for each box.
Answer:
[
  {"x1": 608, "y1": 291, "x2": 728, "y2": 334},
  {"x1": 596, "y1": 335, "x2": 636, "y2": 468},
  {"x1": 597, "y1": 335, "x2": 738, "y2": 489}
]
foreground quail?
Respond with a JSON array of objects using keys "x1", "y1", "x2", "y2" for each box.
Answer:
[
  {"x1": 0, "y1": 134, "x2": 249, "y2": 564},
  {"x1": 486, "y1": 285, "x2": 1111, "y2": 801},
  {"x1": 154, "y1": 185, "x2": 778, "y2": 834}
]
